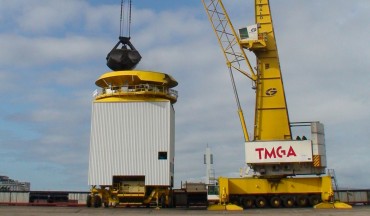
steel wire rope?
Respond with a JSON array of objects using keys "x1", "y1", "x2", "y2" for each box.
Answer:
[{"x1": 119, "y1": 0, "x2": 132, "y2": 38}]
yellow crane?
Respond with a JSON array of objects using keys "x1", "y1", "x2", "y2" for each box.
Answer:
[{"x1": 201, "y1": 0, "x2": 351, "y2": 209}]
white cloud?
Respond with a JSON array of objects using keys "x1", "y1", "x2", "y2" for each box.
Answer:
[
  {"x1": 84, "y1": 4, "x2": 119, "y2": 31},
  {"x1": 15, "y1": 1, "x2": 86, "y2": 33},
  {"x1": 0, "y1": 34, "x2": 110, "y2": 67}
]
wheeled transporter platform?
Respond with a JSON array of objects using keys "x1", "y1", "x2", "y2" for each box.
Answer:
[{"x1": 209, "y1": 175, "x2": 351, "y2": 210}]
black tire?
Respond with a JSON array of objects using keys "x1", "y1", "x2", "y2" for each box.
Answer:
[
  {"x1": 94, "y1": 195, "x2": 102, "y2": 208},
  {"x1": 270, "y1": 196, "x2": 281, "y2": 208},
  {"x1": 283, "y1": 196, "x2": 295, "y2": 208},
  {"x1": 241, "y1": 197, "x2": 254, "y2": 209},
  {"x1": 172, "y1": 196, "x2": 176, "y2": 208},
  {"x1": 255, "y1": 196, "x2": 267, "y2": 208},
  {"x1": 296, "y1": 195, "x2": 308, "y2": 207},
  {"x1": 160, "y1": 194, "x2": 166, "y2": 208},
  {"x1": 309, "y1": 195, "x2": 321, "y2": 206},
  {"x1": 111, "y1": 196, "x2": 118, "y2": 208},
  {"x1": 86, "y1": 195, "x2": 92, "y2": 208}
]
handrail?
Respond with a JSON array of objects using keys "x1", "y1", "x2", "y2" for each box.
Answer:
[{"x1": 93, "y1": 83, "x2": 178, "y2": 100}]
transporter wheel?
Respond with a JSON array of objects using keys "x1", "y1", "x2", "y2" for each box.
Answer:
[
  {"x1": 111, "y1": 196, "x2": 119, "y2": 208},
  {"x1": 241, "y1": 197, "x2": 254, "y2": 209},
  {"x1": 160, "y1": 194, "x2": 166, "y2": 208},
  {"x1": 309, "y1": 195, "x2": 321, "y2": 206},
  {"x1": 172, "y1": 196, "x2": 177, "y2": 208},
  {"x1": 86, "y1": 195, "x2": 92, "y2": 207},
  {"x1": 270, "y1": 196, "x2": 281, "y2": 208},
  {"x1": 296, "y1": 195, "x2": 309, "y2": 207},
  {"x1": 283, "y1": 196, "x2": 295, "y2": 208},
  {"x1": 255, "y1": 196, "x2": 267, "y2": 208},
  {"x1": 94, "y1": 195, "x2": 102, "y2": 208}
]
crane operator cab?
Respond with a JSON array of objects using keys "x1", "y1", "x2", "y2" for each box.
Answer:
[{"x1": 106, "y1": 36, "x2": 142, "y2": 71}]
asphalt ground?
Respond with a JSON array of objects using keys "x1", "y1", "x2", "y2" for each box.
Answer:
[{"x1": 0, "y1": 206, "x2": 369, "y2": 216}]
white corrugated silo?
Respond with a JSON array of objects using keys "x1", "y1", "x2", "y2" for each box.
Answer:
[{"x1": 87, "y1": 70, "x2": 178, "y2": 207}]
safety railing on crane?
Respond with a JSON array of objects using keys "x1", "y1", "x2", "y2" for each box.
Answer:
[{"x1": 93, "y1": 83, "x2": 178, "y2": 101}]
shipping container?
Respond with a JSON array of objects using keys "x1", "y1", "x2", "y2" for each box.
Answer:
[
  {"x1": 68, "y1": 193, "x2": 89, "y2": 205},
  {"x1": 335, "y1": 190, "x2": 370, "y2": 205},
  {"x1": 0, "y1": 192, "x2": 29, "y2": 203}
]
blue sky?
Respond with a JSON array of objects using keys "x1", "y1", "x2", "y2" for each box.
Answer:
[{"x1": 0, "y1": 0, "x2": 369, "y2": 191}]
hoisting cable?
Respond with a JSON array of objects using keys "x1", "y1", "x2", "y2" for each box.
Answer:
[
  {"x1": 119, "y1": 0, "x2": 132, "y2": 38},
  {"x1": 228, "y1": 66, "x2": 250, "y2": 142},
  {"x1": 119, "y1": 0, "x2": 124, "y2": 37},
  {"x1": 128, "y1": 0, "x2": 132, "y2": 38}
]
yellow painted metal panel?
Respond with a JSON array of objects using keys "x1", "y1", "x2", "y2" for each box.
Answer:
[
  {"x1": 94, "y1": 97, "x2": 169, "y2": 103},
  {"x1": 238, "y1": 0, "x2": 291, "y2": 141},
  {"x1": 93, "y1": 70, "x2": 178, "y2": 104},
  {"x1": 219, "y1": 176, "x2": 333, "y2": 200},
  {"x1": 313, "y1": 155, "x2": 321, "y2": 167},
  {"x1": 95, "y1": 70, "x2": 178, "y2": 88}
]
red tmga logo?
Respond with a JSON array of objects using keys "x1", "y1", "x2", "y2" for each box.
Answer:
[{"x1": 255, "y1": 146, "x2": 297, "y2": 160}]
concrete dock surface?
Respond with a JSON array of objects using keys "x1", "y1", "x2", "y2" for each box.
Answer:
[{"x1": 0, "y1": 206, "x2": 369, "y2": 216}]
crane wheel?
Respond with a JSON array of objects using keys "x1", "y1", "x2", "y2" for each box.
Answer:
[
  {"x1": 86, "y1": 195, "x2": 92, "y2": 207},
  {"x1": 94, "y1": 195, "x2": 102, "y2": 208},
  {"x1": 241, "y1": 197, "x2": 254, "y2": 209},
  {"x1": 309, "y1": 195, "x2": 321, "y2": 206},
  {"x1": 283, "y1": 196, "x2": 295, "y2": 208},
  {"x1": 270, "y1": 196, "x2": 281, "y2": 208},
  {"x1": 296, "y1": 195, "x2": 309, "y2": 207},
  {"x1": 255, "y1": 196, "x2": 267, "y2": 208},
  {"x1": 160, "y1": 194, "x2": 166, "y2": 208}
]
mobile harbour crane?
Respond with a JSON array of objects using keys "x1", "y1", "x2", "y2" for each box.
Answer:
[{"x1": 201, "y1": 0, "x2": 351, "y2": 210}]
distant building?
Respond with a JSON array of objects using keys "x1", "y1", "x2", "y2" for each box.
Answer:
[{"x1": 0, "y1": 176, "x2": 30, "y2": 191}]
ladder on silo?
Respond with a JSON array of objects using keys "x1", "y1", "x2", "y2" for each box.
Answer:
[
  {"x1": 328, "y1": 169, "x2": 339, "y2": 200},
  {"x1": 208, "y1": 168, "x2": 216, "y2": 185}
]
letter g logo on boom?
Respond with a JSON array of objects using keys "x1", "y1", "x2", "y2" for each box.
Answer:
[{"x1": 266, "y1": 88, "x2": 277, "y2": 96}]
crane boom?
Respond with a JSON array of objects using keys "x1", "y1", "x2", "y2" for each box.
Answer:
[
  {"x1": 202, "y1": 0, "x2": 327, "y2": 177},
  {"x1": 203, "y1": 0, "x2": 291, "y2": 142},
  {"x1": 202, "y1": 0, "x2": 256, "y2": 142},
  {"x1": 201, "y1": 0, "x2": 257, "y2": 81},
  {"x1": 247, "y1": 0, "x2": 292, "y2": 141}
]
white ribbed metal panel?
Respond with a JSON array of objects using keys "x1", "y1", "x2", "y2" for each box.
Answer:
[
  {"x1": 0, "y1": 192, "x2": 29, "y2": 203},
  {"x1": 10, "y1": 192, "x2": 29, "y2": 203},
  {"x1": 0, "y1": 192, "x2": 10, "y2": 202},
  {"x1": 311, "y1": 122, "x2": 327, "y2": 167},
  {"x1": 68, "y1": 193, "x2": 88, "y2": 204},
  {"x1": 88, "y1": 101, "x2": 174, "y2": 186}
]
